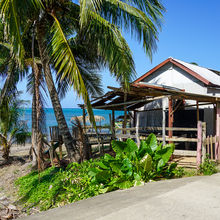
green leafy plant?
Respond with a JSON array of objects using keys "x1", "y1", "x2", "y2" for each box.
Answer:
[
  {"x1": 15, "y1": 167, "x2": 64, "y2": 211},
  {"x1": 16, "y1": 134, "x2": 178, "y2": 211},
  {"x1": 88, "y1": 134, "x2": 177, "y2": 191},
  {"x1": 199, "y1": 157, "x2": 218, "y2": 175},
  {"x1": 173, "y1": 167, "x2": 185, "y2": 178}
]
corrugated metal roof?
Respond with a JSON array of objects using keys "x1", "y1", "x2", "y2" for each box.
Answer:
[{"x1": 173, "y1": 58, "x2": 220, "y2": 86}]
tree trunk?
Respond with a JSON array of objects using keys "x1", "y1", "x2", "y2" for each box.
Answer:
[
  {"x1": 36, "y1": 21, "x2": 80, "y2": 162},
  {"x1": 31, "y1": 81, "x2": 38, "y2": 166},
  {"x1": 2, "y1": 140, "x2": 10, "y2": 161},
  {"x1": 34, "y1": 64, "x2": 45, "y2": 170}
]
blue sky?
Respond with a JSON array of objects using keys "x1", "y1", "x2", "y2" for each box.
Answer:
[{"x1": 17, "y1": 0, "x2": 220, "y2": 108}]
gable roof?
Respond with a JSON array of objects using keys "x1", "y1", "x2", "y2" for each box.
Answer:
[{"x1": 134, "y1": 57, "x2": 220, "y2": 87}]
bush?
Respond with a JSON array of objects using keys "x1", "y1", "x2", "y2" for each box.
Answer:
[
  {"x1": 199, "y1": 157, "x2": 218, "y2": 175},
  {"x1": 15, "y1": 167, "x2": 64, "y2": 210},
  {"x1": 173, "y1": 167, "x2": 185, "y2": 178},
  {"x1": 16, "y1": 134, "x2": 178, "y2": 211}
]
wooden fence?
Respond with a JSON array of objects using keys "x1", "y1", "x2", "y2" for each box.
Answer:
[
  {"x1": 115, "y1": 126, "x2": 198, "y2": 143},
  {"x1": 115, "y1": 122, "x2": 219, "y2": 168},
  {"x1": 204, "y1": 135, "x2": 220, "y2": 160}
]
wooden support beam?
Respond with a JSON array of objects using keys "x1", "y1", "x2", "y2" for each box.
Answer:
[
  {"x1": 162, "y1": 98, "x2": 166, "y2": 145},
  {"x1": 216, "y1": 102, "x2": 220, "y2": 162},
  {"x1": 197, "y1": 121, "x2": 202, "y2": 167},
  {"x1": 133, "y1": 110, "x2": 137, "y2": 127},
  {"x1": 202, "y1": 122, "x2": 206, "y2": 163},
  {"x1": 112, "y1": 110, "x2": 115, "y2": 139},
  {"x1": 136, "y1": 112, "x2": 140, "y2": 146},
  {"x1": 94, "y1": 95, "x2": 167, "y2": 109},
  {"x1": 123, "y1": 93, "x2": 127, "y2": 135},
  {"x1": 82, "y1": 106, "x2": 86, "y2": 128},
  {"x1": 196, "y1": 101, "x2": 199, "y2": 121},
  {"x1": 168, "y1": 98, "x2": 173, "y2": 142}
]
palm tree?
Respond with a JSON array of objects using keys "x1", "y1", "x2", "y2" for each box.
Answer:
[
  {"x1": 0, "y1": 92, "x2": 30, "y2": 160},
  {"x1": 0, "y1": 0, "x2": 164, "y2": 161}
]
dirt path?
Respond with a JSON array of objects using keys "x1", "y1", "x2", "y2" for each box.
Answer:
[{"x1": 0, "y1": 144, "x2": 35, "y2": 219}]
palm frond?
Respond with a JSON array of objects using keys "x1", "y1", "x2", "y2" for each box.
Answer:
[
  {"x1": 0, "y1": 0, "x2": 25, "y2": 66},
  {"x1": 78, "y1": 11, "x2": 136, "y2": 88},
  {"x1": 79, "y1": 0, "x2": 103, "y2": 26},
  {"x1": 49, "y1": 13, "x2": 97, "y2": 128},
  {"x1": 100, "y1": 0, "x2": 164, "y2": 59}
]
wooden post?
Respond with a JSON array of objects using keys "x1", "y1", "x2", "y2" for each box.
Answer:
[
  {"x1": 162, "y1": 98, "x2": 166, "y2": 145},
  {"x1": 197, "y1": 121, "x2": 202, "y2": 167},
  {"x1": 136, "y1": 112, "x2": 140, "y2": 146},
  {"x1": 216, "y1": 102, "x2": 220, "y2": 162},
  {"x1": 82, "y1": 106, "x2": 86, "y2": 131},
  {"x1": 123, "y1": 93, "x2": 127, "y2": 135},
  {"x1": 168, "y1": 98, "x2": 173, "y2": 142},
  {"x1": 196, "y1": 101, "x2": 199, "y2": 121},
  {"x1": 112, "y1": 110, "x2": 115, "y2": 139},
  {"x1": 133, "y1": 110, "x2": 137, "y2": 127},
  {"x1": 202, "y1": 122, "x2": 206, "y2": 163}
]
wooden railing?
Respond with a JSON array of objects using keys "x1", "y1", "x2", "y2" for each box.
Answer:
[
  {"x1": 204, "y1": 136, "x2": 220, "y2": 160},
  {"x1": 115, "y1": 126, "x2": 198, "y2": 143}
]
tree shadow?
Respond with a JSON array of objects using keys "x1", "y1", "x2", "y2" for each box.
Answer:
[{"x1": 15, "y1": 167, "x2": 64, "y2": 210}]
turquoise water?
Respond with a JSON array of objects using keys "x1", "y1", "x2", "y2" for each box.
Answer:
[{"x1": 22, "y1": 108, "x2": 123, "y2": 132}]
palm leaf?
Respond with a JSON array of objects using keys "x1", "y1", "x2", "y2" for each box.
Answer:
[
  {"x1": 100, "y1": 0, "x2": 163, "y2": 59},
  {"x1": 49, "y1": 13, "x2": 97, "y2": 128},
  {"x1": 0, "y1": 0, "x2": 25, "y2": 66}
]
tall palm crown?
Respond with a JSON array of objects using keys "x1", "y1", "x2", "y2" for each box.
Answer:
[
  {"x1": 0, "y1": 0, "x2": 164, "y2": 89},
  {"x1": 0, "y1": 0, "x2": 164, "y2": 160}
]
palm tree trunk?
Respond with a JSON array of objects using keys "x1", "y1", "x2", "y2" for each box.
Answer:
[
  {"x1": 33, "y1": 63, "x2": 45, "y2": 170},
  {"x1": 2, "y1": 140, "x2": 9, "y2": 161},
  {"x1": 36, "y1": 21, "x2": 80, "y2": 162},
  {"x1": 31, "y1": 81, "x2": 38, "y2": 166}
]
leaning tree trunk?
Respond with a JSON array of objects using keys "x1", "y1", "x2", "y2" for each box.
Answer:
[
  {"x1": 31, "y1": 80, "x2": 38, "y2": 166},
  {"x1": 32, "y1": 63, "x2": 45, "y2": 170},
  {"x1": 36, "y1": 21, "x2": 80, "y2": 162}
]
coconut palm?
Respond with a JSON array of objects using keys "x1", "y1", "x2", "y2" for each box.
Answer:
[
  {"x1": 0, "y1": 92, "x2": 30, "y2": 160},
  {"x1": 0, "y1": 0, "x2": 164, "y2": 161}
]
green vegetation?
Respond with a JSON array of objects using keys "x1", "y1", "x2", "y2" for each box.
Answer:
[
  {"x1": 16, "y1": 134, "x2": 177, "y2": 211},
  {"x1": 0, "y1": 0, "x2": 164, "y2": 161},
  {"x1": 15, "y1": 135, "x2": 219, "y2": 212},
  {"x1": 199, "y1": 157, "x2": 218, "y2": 175},
  {"x1": 173, "y1": 157, "x2": 218, "y2": 178},
  {"x1": 0, "y1": 92, "x2": 30, "y2": 160}
]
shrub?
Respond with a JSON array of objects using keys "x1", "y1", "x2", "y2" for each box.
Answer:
[
  {"x1": 88, "y1": 134, "x2": 177, "y2": 191},
  {"x1": 199, "y1": 157, "x2": 218, "y2": 175},
  {"x1": 16, "y1": 134, "x2": 178, "y2": 211}
]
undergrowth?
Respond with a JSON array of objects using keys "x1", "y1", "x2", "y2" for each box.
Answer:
[
  {"x1": 15, "y1": 135, "x2": 219, "y2": 212},
  {"x1": 15, "y1": 167, "x2": 64, "y2": 211}
]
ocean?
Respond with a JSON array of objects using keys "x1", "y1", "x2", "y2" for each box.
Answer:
[{"x1": 22, "y1": 108, "x2": 124, "y2": 132}]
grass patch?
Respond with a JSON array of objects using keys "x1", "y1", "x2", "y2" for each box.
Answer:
[{"x1": 15, "y1": 167, "x2": 64, "y2": 211}]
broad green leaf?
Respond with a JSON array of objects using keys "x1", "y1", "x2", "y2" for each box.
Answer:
[
  {"x1": 145, "y1": 133, "x2": 158, "y2": 152},
  {"x1": 88, "y1": 168, "x2": 100, "y2": 177},
  {"x1": 138, "y1": 140, "x2": 152, "y2": 159},
  {"x1": 111, "y1": 140, "x2": 127, "y2": 155},
  {"x1": 95, "y1": 170, "x2": 110, "y2": 183},
  {"x1": 104, "y1": 153, "x2": 115, "y2": 161},
  {"x1": 121, "y1": 158, "x2": 133, "y2": 176},
  {"x1": 110, "y1": 161, "x2": 123, "y2": 176},
  {"x1": 168, "y1": 163, "x2": 177, "y2": 172},
  {"x1": 157, "y1": 159, "x2": 165, "y2": 171},
  {"x1": 134, "y1": 173, "x2": 141, "y2": 181},
  {"x1": 125, "y1": 138, "x2": 138, "y2": 158},
  {"x1": 99, "y1": 187, "x2": 109, "y2": 194},
  {"x1": 114, "y1": 178, "x2": 133, "y2": 189},
  {"x1": 156, "y1": 145, "x2": 174, "y2": 171},
  {"x1": 96, "y1": 161, "x2": 109, "y2": 170},
  {"x1": 140, "y1": 154, "x2": 152, "y2": 173}
]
